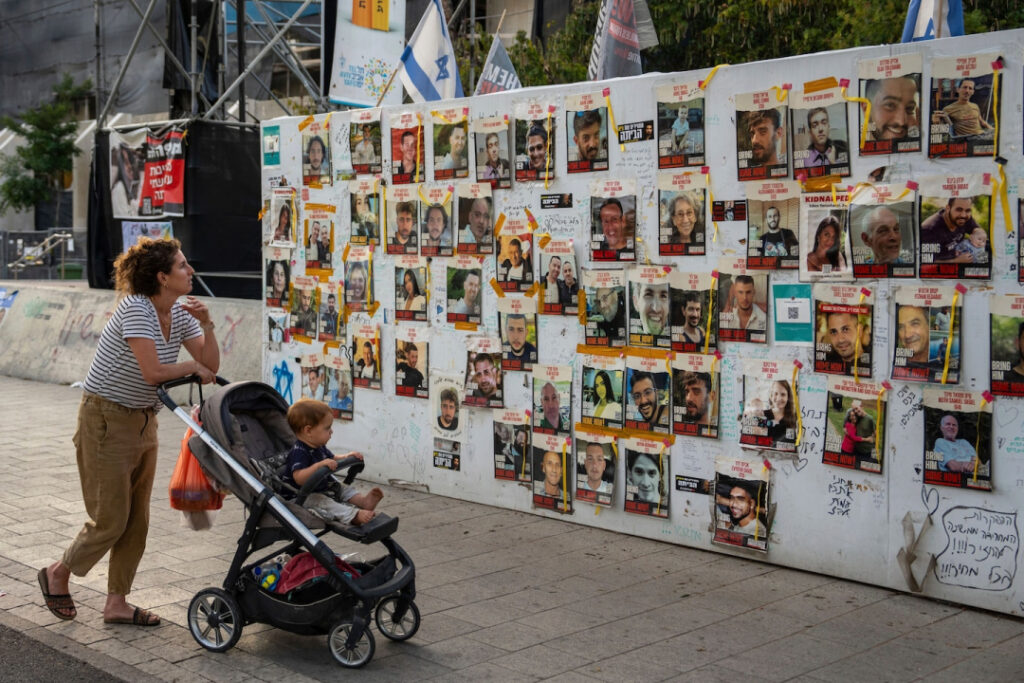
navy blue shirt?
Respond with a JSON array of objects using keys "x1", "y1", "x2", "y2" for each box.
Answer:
[{"x1": 284, "y1": 440, "x2": 335, "y2": 493}]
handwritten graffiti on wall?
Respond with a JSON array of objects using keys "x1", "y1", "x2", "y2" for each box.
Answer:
[{"x1": 935, "y1": 506, "x2": 1018, "y2": 591}]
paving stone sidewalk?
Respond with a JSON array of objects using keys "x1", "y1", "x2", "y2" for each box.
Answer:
[{"x1": 0, "y1": 375, "x2": 1022, "y2": 682}]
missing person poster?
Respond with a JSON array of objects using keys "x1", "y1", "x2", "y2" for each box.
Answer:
[
  {"x1": 301, "y1": 117, "x2": 332, "y2": 187},
  {"x1": 575, "y1": 430, "x2": 616, "y2": 507},
  {"x1": 580, "y1": 350, "x2": 625, "y2": 430},
  {"x1": 432, "y1": 107, "x2": 470, "y2": 181},
  {"x1": 658, "y1": 172, "x2": 707, "y2": 256},
  {"x1": 628, "y1": 266, "x2": 672, "y2": 349},
  {"x1": 455, "y1": 183, "x2": 494, "y2": 254},
  {"x1": 394, "y1": 256, "x2": 428, "y2": 322},
  {"x1": 386, "y1": 185, "x2": 419, "y2": 255},
  {"x1": 672, "y1": 353, "x2": 719, "y2": 440},
  {"x1": 735, "y1": 90, "x2": 788, "y2": 182},
  {"x1": 858, "y1": 54, "x2": 923, "y2": 155},
  {"x1": 389, "y1": 110, "x2": 424, "y2": 185},
  {"x1": 713, "y1": 456, "x2": 770, "y2": 552},
  {"x1": 531, "y1": 433, "x2": 573, "y2": 513},
  {"x1": 532, "y1": 364, "x2": 572, "y2": 437},
  {"x1": 746, "y1": 180, "x2": 801, "y2": 270},
  {"x1": 351, "y1": 323, "x2": 381, "y2": 390},
  {"x1": 290, "y1": 275, "x2": 319, "y2": 339},
  {"x1": 539, "y1": 239, "x2": 579, "y2": 316},
  {"x1": 892, "y1": 285, "x2": 962, "y2": 385},
  {"x1": 989, "y1": 294, "x2": 1024, "y2": 397},
  {"x1": 918, "y1": 173, "x2": 992, "y2": 280},
  {"x1": 495, "y1": 215, "x2": 534, "y2": 293},
  {"x1": 473, "y1": 115, "x2": 512, "y2": 189},
  {"x1": 300, "y1": 353, "x2": 330, "y2": 401},
  {"x1": 656, "y1": 81, "x2": 705, "y2": 169},
  {"x1": 266, "y1": 310, "x2": 287, "y2": 352},
  {"x1": 447, "y1": 255, "x2": 483, "y2": 326},
  {"x1": 849, "y1": 183, "x2": 916, "y2": 278},
  {"x1": 928, "y1": 53, "x2": 1000, "y2": 159},
  {"x1": 669, "y1": 270, "x2": 716, "y2": 353},
  {"x1": 349, "y1": 178, "x2": 380, "y2": 246},
  {"x1": 718, "y1": 258, "x2": 768, "y2": 344},
  {"x1": 790, "y1": 86, "x2": 850, "y2": 179},
  {"x1": 344, "y1": 245, "x2": 373, "y2": 313},
  {"x1": 264, "y1": 246, "x2": 291, "y2": 309},
  {"x1": 317, "y1": 280, "x2": 343, "y2": 342},
  {"x1": 625, "y1": 352, "x2": 671, "y2": 435},
  {"x1": 922, "y1": 388, "x2": 992, "y2": 490},
  {"x1": 494, "y1": 409, "x2": 530, "y2": 481},
  {"x1": 813, "y1": 284, "x2": 873, "y2": 378},
  {"x1": 419, "y1": 184, "x2": 455, "y2": 257},
  {"x1": 304, "y1": 204, "x2": 335, "y2": 275},
  {"x1": 800, "y1": 191, "x2": 853, "y2": 282},
  {"x1": 431, "y1": 372, "x2": 465, "y2": 471},
  {"x1": 623, "y1": 436, "x2": 670, "y2": 518},
  {"x1": 514, "y1": 101, "x2": 556, "y2": 183},
  {"x1": 464, "y1": 336, "x2": 504, "y2": 408},
  {"x1": 590, "y1": 179, "x2": 637, "y2": 263},
  {"x1": 264, "y1": 188, "x2": 296, "y2": 246},
  {"x1": 327, "y1": 354, "x2": 354, "y2": 421},
  {"x1": 109, "y1": 126, "x2": 186, "y2": 218},
  {"x1": 740, "y1": 359, "x2": 798, "y2": 453},
  {"x1": 565, "y1": 92, "x2": 609, "y2": 173},
  {"x1": 583, "y1": 268, "x2": 627, "y2": 347},
  {"x1": 349, "y1": 109, "x2": 383, "y2": 175},
  {"x1": 394, "y1": 325, "x2": 429, "y2": 399},
  {"x1": 498, "y1": 296, "x2": 538, "y2": 372},
  {"x1": 823, "y1": 376, "x2": 886, "y2": 473}
]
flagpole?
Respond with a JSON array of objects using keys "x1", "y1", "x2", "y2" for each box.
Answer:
[
  {"x1": 936, "y1": 0, "x2": 945, "y2": 38},
  {"x1": 494, "y1": 8, "x2": 507, "y2": 37},
  {"x1": 375, "y1": 63, "x2": 403, "y2": 108}
]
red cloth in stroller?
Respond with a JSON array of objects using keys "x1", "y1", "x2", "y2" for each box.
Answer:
[{"x1": 276, "y1": 552, "x2": 362, "y2": 593}]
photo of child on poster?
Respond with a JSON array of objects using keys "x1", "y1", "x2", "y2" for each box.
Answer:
[
  {"x1": 672, "y1": 353, "x2": 719, "y2": 440},
  {"x1": 891, "y1": 286, "x2": 961, "y2": 385},
  {"x1": 857, "y1": 54, "x2": 922, "y2": 155},
  {"x1": 493, "y1": 410, "x2": 530, "y2": 481},
  {"x1": 623, "y1": 437, "x2": 670, "y2": 518},
  {"x1": 565, "y1": 93, "x2": 609, "y2": 173},
  {"x1": 823, "y1": 376, "x2": 886, "y2": 474},
  {"x1": 989, "y1": 295, "x2": 1024, "y2": 397},
  {"x1": 656, "y1": 81, "x2": 705, "y2": 169},
  {"x1": 713, "y1": 456, "x2": 770, "y2": 552},
  {"x1": 813, "y1": 285, "x2": 873, "y2": 378},
  {"x1": 532, "y1": 433, "x2": 572, "y2": 513},
  {"x1": 583, "y1": 268, "x2": 627, "y2": 347},
  {"x1": 575, "y1": 434, "x2": 615, "y2": 507},
  {"x1": 266, "y1": 310, "x2": 287, "y2": 352},
  {"x1": 922, "y1": 388, "x2": 992, "y2": 491}
]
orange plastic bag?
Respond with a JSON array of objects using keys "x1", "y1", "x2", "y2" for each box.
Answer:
[{"x1": 169, "y1": 424, "x2": 225, "y2": 511}]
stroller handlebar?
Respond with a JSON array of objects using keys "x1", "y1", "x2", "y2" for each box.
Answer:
[
  {"x1": 157, "y1": 374, "x2": 230, "y2": 411},
  {"x1": 295, "y1": 457, "x2": 366, "y2": 505}
]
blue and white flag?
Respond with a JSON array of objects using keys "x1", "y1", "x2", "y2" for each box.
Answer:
[
  {"x1": 399, "y1": 0, "x2": 464, "y2": 102},
  {"x1": 901, "y1": 0, "x2": 964, "y2": 42}
]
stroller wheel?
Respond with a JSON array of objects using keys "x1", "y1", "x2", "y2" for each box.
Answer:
[
  {"x1": 375, "y1": 596, "x2": 420, "y2": 641},
  {"x1": 328, "y1": 619, "x2": 375, "y2": 668},
  {"x1": 188, "y1": 588, "x2": 243, "y2": 653}
]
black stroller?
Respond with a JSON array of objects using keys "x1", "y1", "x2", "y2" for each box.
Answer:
[{"x1": 158, "y1": 377, "x2": 419, "y2": 668}]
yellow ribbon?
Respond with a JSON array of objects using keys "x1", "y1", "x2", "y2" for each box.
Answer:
[
  {"x1": 604, "y1": 91, "x2": 625, "y2": 153},
  {"x1": 636, "y1": 237, "x2": 651, "y2": 265},
  {"x1": 367, "y1": 249, "x2": 374, "y2": 306},
  {"x1": 699, "y1": 64, "x2": 729, "y2": 91},
  {"x1": 876, "y1": 384, "x2": 887, "y2": 461},
  {"x1": 705, "y1": 170, "x2": 718, "y2": 243},
  {"x1": 289, "y1": 190, "x2": 297, "y2": 242},
  {"x1": 852, "y1": 290, "x2": 868, "y2": 383},
  {"x1": 973, "y1": 396, "x2": 989, "y2": 482},
  {"x1": 561, "y1": 440, "x2": 569, "y2": 511},
  {"x1": 840, "y1": 86, "x2": 871, "y2": 151},
  {"x1": 771, "y1": 85, "x2": 790, "y2": 102},
  {"x1": 791, "y1": 363, "x2": 803, "y2": 447},
  {"x1": 941, "y1": 289, "x2": 961, "y2": 384},
  {"x1": 655, "y1": 444, "x2": 666, "y2": 517},
  {"x1": 991, "y1": 65, "x2": 1001, "y2": 159},
  {"x1": 846, "y1": 181, "x2": 874, "y2": 206},
  {"x1": 993, "y1": 168, "x2": 1012, "y2": 234},
  {"x1": 373, "y1": 326, "x2": 380, "y2": 378},
  {"x1": 703, "y1": 275, "x2": 716, "y2": 354},
  {"x1": 544, "y1": 108, "x2": 553, "y2": 190},
  {"x1": 754, "y1": 480, "x2": 764, "y2": 541},
  {"x1": 577, "y1": 289, "x2": 587, "y2": 326},
  {"x1": 415, "y1": 113, "x2": 423, "y2": 183}
]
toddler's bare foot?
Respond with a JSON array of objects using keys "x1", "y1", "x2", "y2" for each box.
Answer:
[
  {"x1": 365, "y1": 487, "x2": 384, "y2": 510},
  {"x1": 352, "y1": 509, "x2": 378, "y2": 526}
]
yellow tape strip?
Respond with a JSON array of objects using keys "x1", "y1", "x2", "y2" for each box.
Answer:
[
  {"x1": 561, "y1": 441, "x2": 569, "y2": 510},
  {"x1": 490, "y1": 277, "x2": 506, "y2": 297},
  {"x1": 876, "y1": 386, "x2": 887, "y2": 461},
  {"x1": 699, "y1": 64, "x2": 728, "y2": 90},
  {"x1": 703, "y1": 276, "x2": 716, "y2": 354},
  {"x1": 941, "y1": 290, "x2": 960, "y2": 384},
  {"x1": 577, "y1": 289, "x2": 587, "y2": 326},
  {"x1": 493, "y1": 212, "x2": 506, "y2": 237},
  {"x1": 995, "y1": 167, "x2": 1012, "y2": 234},
  {"x1": 655, "y1": 444, "x2": 666, "y2": 517},
  {"x1": 604, "y1": 92, "x2": 625, "y2": 153},
  {"x1": 840, "y1": 86, "x2": 871, "y2": 151},
  {"x1": 771, "y1": 85, "x2": 790, "y2": 102},
  {"x1": 544, "y1": 109, "x2": 553, "y2": 191},
  {"x1": 455, "y1": 321, "x2": 479, "y2": 331},
  {"x1": 792, "y1": 363, "x2": 803, "y2": 447},
  {"x1": 290, "y1": 190, "x2": 297, "y2": 241},
  {"x1": 852, "y1": 291, "x2": 867, "y2": 383},
  {"x1": 297, "y1": 115, "x2": 314, "y2": 131},
  {"x1": 525, "y1": 281, "x2": 540, "y2": 298}
]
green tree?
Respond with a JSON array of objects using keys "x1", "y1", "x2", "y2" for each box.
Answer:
[{"x1": 0, "y1": 74, "x2": 92, "y2": 220}]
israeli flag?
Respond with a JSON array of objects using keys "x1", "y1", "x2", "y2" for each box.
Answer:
[
  {"x1": 901, "y1": 0, "x2": 964, "y2": 42},
  {"x1": 399, "y1": 0, "x2": 464, "y2": 102}
]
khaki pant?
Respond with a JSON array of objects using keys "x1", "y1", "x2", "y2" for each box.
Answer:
[{"x1": 63, "y1": 392, "x2": 158, "y2": 595}]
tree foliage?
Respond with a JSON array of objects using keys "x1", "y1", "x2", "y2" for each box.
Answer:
[
  {"x1": 455, "y1": 0, "x2": 1024, "y2": 90},
  {"x1": 0, "y1": 74, "x2": 92, "y2": 215}
]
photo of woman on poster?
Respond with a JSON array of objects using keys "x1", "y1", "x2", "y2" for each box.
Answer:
[
  {"x1": 806, "y1": 215, "x2": 847, "y2": 274},
  {"x1": 661, "y1": 191, "x2": 705, "y2": 249},
  {"x1": 742, "y1": 377, "x2": 797, "y2": 451},
  {"x1": 265, "y1": 259, "x2": 290, "y2": 308},
  {"x1": 397, "y1": 268, "x2": 426, "y2": 313}
]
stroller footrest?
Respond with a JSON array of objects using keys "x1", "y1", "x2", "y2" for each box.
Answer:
[{"x1": 328, "y1": 514, "x2": 399, "y2": 543}]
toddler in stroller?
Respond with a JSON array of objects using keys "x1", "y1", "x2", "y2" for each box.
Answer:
[{"x1": 285, "y1": 398, "x2": 383, "y2": 525}]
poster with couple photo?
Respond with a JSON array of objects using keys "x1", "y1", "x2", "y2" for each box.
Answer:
[
  {"x1": 623, "y1": 436, "x2": 670, "y2": 518},
  {"x1": 736, "y1": 91, "x2": 788, "y2": 182},
  {"x1": 532, "y1": 433, "x2": 573, "y2": 513},
  {"x1": 532, "y1": 364, "x2": 572, "y2": 437},
  {"x1": 463, "y1": 336, "x2": 504, "y2": 408},
  {"x1": 857, "y1": 54, "x2": 923, "y2": 156},
  {"x1": 432, "y1": 107, "x2": 469, "y2": 181},
  {"x1": 351, "y1": 323, "x2": 380, "y2": 390},
  {"x1": 389, "y1": 110, "x2": 424, "y2": 185},
  {"x1": 990, "y1": 294, "x2": 1024, "y2": 398},
  {"x1": 304, "y1": 204, "x2": 335, "y2": 276},
  {"x1": 539, "y1": 239, "x2": 579, "y2": 316},
  {"x1": 590, "y1": 179, "x2": 637, "y2": 263},
  {"x1": 394, "y1": 325, "x2": 429, "y2": 399},
  {"x1": 745, "y1": 181, "x2": 801, "y2": 270},
  {"x1": 800, "y1": 192, "x2": 853, "y2": 282},
  {"x1": 823, "y1": 376, "x2": 886, "y2": 474},
  {"x1": 672, "y1": 353, "x2": 719, "y2": 440},
  {"x1": 301, "y1": 118, "x2": 331, "y2": 187},
  {"x1": 575, "y1": 431, "x2": 616, "y2": 507},
  {"x1": 493, "y1": 409, "x2": 530, "y2": 481},
  {"x1": 580, "y1": 351, "x2": 625, "y2": 430},
  {"x1": 918, "y1": 173, "x2": 992, "y2": 280},
  {"x1": 628, "y1": 266, "x2": 672, "y2": 349},
  {"x1": 565, "y1": 92, "x2": 609, "y2": 173},
  {"x1": 394, "y1": 256, "x2": 428, "y2": 322},
  {"x1": 349, "y1": 179, "x2": 380, "y2": 246},
  {"x1": 514, "y1": 101, "x2": 556, "y2": 183},
  {"x1": 790, "y1": 87, "x2": 850, "y2": 179},
  {"x1": 658, "y1": 172, "x2": 707, "y2": 256},
  {"x1": 669, "y1": 270, "x2": 716, "y2": 354},
  {"x1": 713, "y1": 456, "x2": 771, "y2": 552},
  {"x1": 582, "y1": 268, "x2": 627, "y2": 347},
  {"x1": 891, "y1": 286, "x2": 961, "y2": 385},
  {"x1": 419, "y1": 185, "x2": 455, "y2": 258},
  {"x1": 717, "y1": 258, "x2": 768, "y2": 344},
  {"x1": 456, "y1": 183, "x2": 494, "y2": 254},
  {"x1": 928, "y1": 53, "x2": 1000, "y2": 160},
  {"x1": 656, "y1": 81, "x2": 705, "y2": 169},
  {"x1": 740, "y1": 359, "x2": 798, "y2": 454},
  {"x1": 813, "y1": 284, "x2": 873, "y2": 378},
  {"x1": 922, "y1": 388, "x2": 992, "y2": 491},
  {"x1": 624, "y1": 353, "x2": 671, "y2": 435},
  {"x1": 349, "y1": 109, "x2": 382, "y2": 175},
  {"x1": 431, "y1": 372, "x2": 465, "y2": 471},
  {"x1": 473, "y1": 116, "x2": 512, "y2": 189},
  {"x1": 848, "y1": 183, "x2": 916, "y2": 278},
  {"x1": 289, "y1": 276, "x2": 319, "y2": 339}
]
